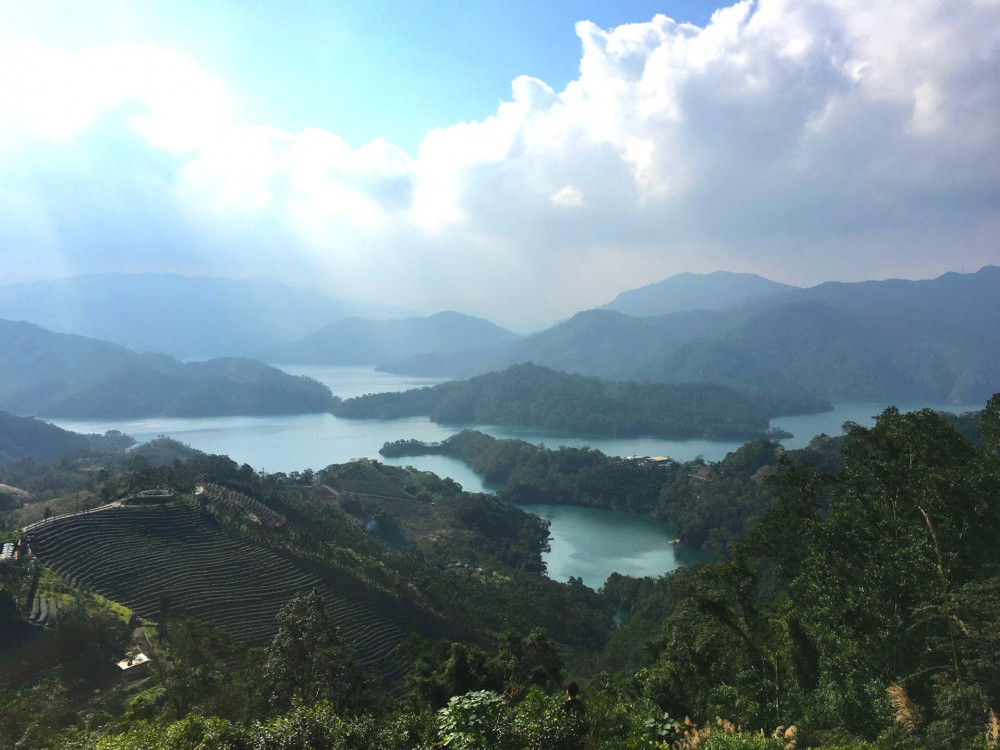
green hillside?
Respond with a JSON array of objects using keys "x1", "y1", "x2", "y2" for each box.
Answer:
[
  {"x1": 335, "y1": 362, "x2": 828, "y2": 440},
  {"x1": 24, "y1": 500, "x2": 445, "y2": 682},
  {"x1": 0, "y1": 320, "x2": 334, "y2": 418}
]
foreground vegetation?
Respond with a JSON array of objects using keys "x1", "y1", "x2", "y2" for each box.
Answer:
[{"x1": 0, "y1": 398, "x2": 998, "y2": 748}]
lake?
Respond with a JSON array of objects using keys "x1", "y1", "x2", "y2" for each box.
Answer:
[
  {"x1": 518, "y1": 503, "x2": 710, "y2": 588},
  {"x1": 51, "y1": 365, "x2": 981, "y2": 587}
]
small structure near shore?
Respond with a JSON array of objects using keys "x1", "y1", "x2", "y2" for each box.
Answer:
[
  {"x1": 122, "y1": 488, "x2": 174, "y2": 505},
  {"x1": 116, "y1": 650, "x2": 151, "y2": 672},
  {"x1": 627, "y1": 455, "x2": 678, "y2": 469}
]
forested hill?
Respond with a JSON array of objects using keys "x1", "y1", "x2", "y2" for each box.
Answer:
[
  {"x1": 1, "y1": 399, "x2": 999, "y2": 746},
  {"x1": 600, "y1": 270, "x2": 798, "y2": 316},
  {"x1": 382, "y1": 267, "x2": 1000, "y2": 404},
  {"x1": 333, "y1": 362, "x2": 829, "y2": 439},
  {"x1": 0, "y1": 320, "x2": 334, "y2": 418},
  {"x1": 0, "y1": 412, "x2": 135, "y2": 465}
]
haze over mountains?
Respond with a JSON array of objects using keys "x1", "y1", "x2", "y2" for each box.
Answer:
[
  {"x1": 381, "y1": 267, "x2": 1000, "y2": 405},
  {"x1": 0, "y1": 274, "x2": 413, "y2": 360},
  {"x1": 256, "y1": 311, "x2": 521, "y2": 366},
  {"x1": 0, "y1": 320, "x2": 333, "y2": 418},
  {"x1": 1, "y1": 267, "x2": 997, "y2": 419},
  {"x1": 600, "y1": 271, "x2": 799, "y2": 317}
]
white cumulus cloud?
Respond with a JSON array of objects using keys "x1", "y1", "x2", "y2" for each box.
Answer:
[{"x1": 1, "y1": 0, "x2": 998, "y2": 328}]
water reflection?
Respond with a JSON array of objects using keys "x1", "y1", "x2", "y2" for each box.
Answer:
[{"x1": 518, "y1": 503, "x2": 709, "y2": 589}]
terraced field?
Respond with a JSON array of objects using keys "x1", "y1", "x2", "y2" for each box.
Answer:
[
  {"x1": 24, "y1": 502, "x2": 447, "y2": 683},
  {"x1": 330, "y1": 462, "x2": 415, "y2": 501},
  {"x1": 197, "y1": 482, "x2": 287, "y2": 527},
  {"x1": 325, "y1": 462, "x2": 438, "y2": 534}
]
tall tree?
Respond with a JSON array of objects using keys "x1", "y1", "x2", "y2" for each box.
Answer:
[{"x1": 265, "y1": 589, "x2": 368, "y2": 711}]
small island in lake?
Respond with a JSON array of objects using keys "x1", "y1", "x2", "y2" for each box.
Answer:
[{"x1": 334, "y1": 362, "x2": 828, "y2": 440}]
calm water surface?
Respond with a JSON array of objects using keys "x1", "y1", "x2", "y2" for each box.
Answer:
[
  {"x1": 518, "y1": 503, "x2": 710, "y2": 588},
  {"x1": 50, "y1": 366, "x2": 981, "y2": 587}
]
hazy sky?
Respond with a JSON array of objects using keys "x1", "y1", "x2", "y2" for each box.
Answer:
[{"x1": 2, "y1": 0, "x2": 998, "y2": 329}]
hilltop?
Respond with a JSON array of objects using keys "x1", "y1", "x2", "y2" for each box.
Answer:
[
  {"x1": 0, "y1": 320, "x2": 334, "y2": 418},
  {"x1": 600, "y1": 270, "x2": 798, "y2": 316},
  {"x1": 255, "y1": 310, "x2": 522, "y2": 365}
]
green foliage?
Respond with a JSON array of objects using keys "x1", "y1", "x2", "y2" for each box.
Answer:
[
  {"x1": 697, "y1": 733, "x2": 783, "y2": 749},
  {"x1": 405, "y1": 628, "x2": 564, "y2": 710},
  {"x1": 93, "y1": 702, "x2": 418, "y2": 750},
  {"x1": 51, "y1": 599, "x2": 131, "y2": 682},
  {"x1": 151, "y1": 618, "x2": 247, "y2": 720},
  {"x1": 265, "y1": 589, "x2": 369, "y2": 713},
  {"x1": 0, "y1": 672, "x2": 75, "y2": 749},
  {"x1": 437, "y1": 690, "x2": 510, "y2": 748},
  {"x1": 346, "y1": 362, "x2": 787, "y2": 439},
  {"x1": 630, "y1": 398, "x2": 1000, "y2": 746},
  {"x1": 6, "y1": 399, "x2": 1000, "y2": 749},
  {"x1": 434, "y1": 686, "x2": 593, "y2": 750}
]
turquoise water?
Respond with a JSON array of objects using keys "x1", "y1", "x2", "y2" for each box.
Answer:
[
  {"x1": 50, "y1": 366, "x2": 982, "y2": 588},
  {"x1": 517, "y1": 503, "x2": 710, "y2": 588}
]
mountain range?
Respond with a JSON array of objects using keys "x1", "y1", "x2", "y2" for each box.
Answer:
[
  {"x1": 2, "y1": 267, "x2": 998, "y2": 410},
  {"x1": 0, "y1": 274, "x2": 413, "y2": 360},
  {"x1": 381, "y1": 267, "x2": 1000, "y2": 404},
  {"x1": 256, "y1": 311, "x2": 521, "y2": 365}
]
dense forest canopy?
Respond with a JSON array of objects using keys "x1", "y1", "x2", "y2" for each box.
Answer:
[{"x1": 337, "y1": 362, "x2": 829, "y2": 440}]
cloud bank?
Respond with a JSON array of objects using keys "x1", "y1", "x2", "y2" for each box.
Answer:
[{"x1": 1, "y1": 0, "x2": 998, "y2": 328}]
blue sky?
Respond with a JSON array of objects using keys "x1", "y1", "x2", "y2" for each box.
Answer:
[
  {"x1": 1, "y1": 0, "x2": 999, "y2": 328},
  {"x1": 3, "y1": 0, "x2": 715, "y2": 152}
]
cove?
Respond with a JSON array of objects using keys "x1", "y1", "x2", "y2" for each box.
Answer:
[
  {"x1": 517, "y1": 503, "x2": 710, "y2": 589},
  {"x1": 375, "y1": 455, "x2": 703, "y2": 588}
]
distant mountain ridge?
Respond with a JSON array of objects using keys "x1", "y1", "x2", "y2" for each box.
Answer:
[
  {"x1": 0, "y1": 273, "x2": 414, "y2": 360},
  {"x1": 382, "y1": 267, "x2": 1000, "y2": 405},
  {"x1": 0, "y1": 320, "x2": 334, "y2": 418},
  {"x1": 600, "y1": 270, "x2": 798, "y2": 316},
  {"x1": 256, "y1": 311, "x2": 522, "y2": 365}
]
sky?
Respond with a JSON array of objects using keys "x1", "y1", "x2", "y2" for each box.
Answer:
[{"x1": 1, "y1": 0, "x2": 999, "y2": 330}]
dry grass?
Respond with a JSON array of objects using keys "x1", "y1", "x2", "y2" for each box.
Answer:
[
  {"x1": 888, "y1": 683, "x2": 921, "y2": 733},
  {"x1": 671, "y1": 716, "x2": 795, "y2": 749},
  {"x1": 986, "y1": 709, "x2": 999, "y2": 748}
]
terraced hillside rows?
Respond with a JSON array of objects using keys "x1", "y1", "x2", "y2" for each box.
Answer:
[
  {"x1": 24, "y1": 502, "x2": 446, "y2": 683},
  {"x1": 198, "y1": 482, "x2": 287, "y2": 527},
  {"x1": 324, "y1": 463, "x2": 438, "y2": 539},
  {"x1": 330, "y1": 462, "x2": 416, "y2": 501}
]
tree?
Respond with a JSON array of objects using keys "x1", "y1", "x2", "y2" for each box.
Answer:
[
  {"x1": 151, "y1": 618, "x2": 242, "y2": 719},
  {"x1": 265, "y1": 589, "x2": 368, "y2": 712},
  {"x1": 788, "y1": 406, "x2": 1000, "y2": 738}
]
